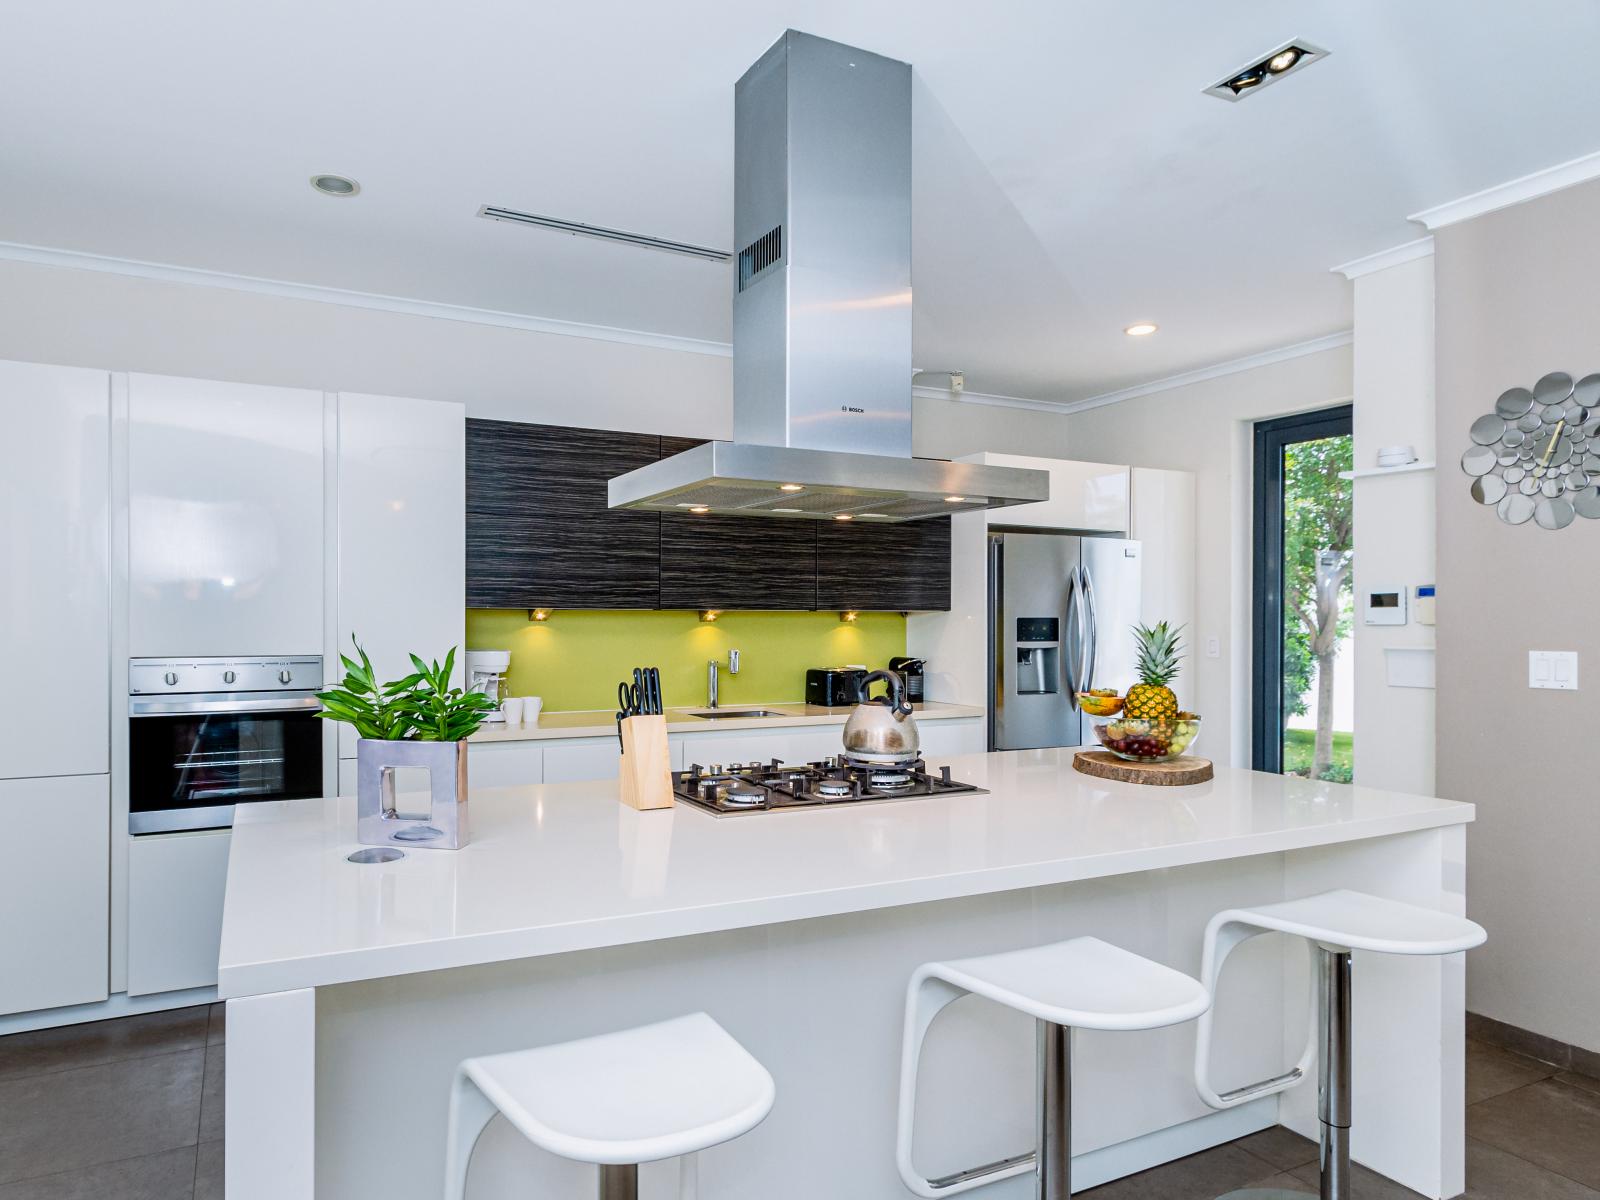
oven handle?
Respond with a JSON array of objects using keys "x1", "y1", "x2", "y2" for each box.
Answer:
[{"x1": 129, "y1": 694, "x2": 323, "y2": 717}]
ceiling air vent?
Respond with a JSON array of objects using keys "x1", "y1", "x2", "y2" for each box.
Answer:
[
  {"x1": 738, "y1": 226, "x2": 783, "y2": 291},
  {"x1": 477, "y1": 205, "x2": 731, "y2": 262}
]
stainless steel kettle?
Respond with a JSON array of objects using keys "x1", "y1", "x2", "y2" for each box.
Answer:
[{"x1": 841, "y1": 670, "x2": 920, "y2": 764}]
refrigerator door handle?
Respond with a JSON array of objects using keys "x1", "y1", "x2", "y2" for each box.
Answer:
[
  {"x1": 1080, "y1": 566, "x2": 1099, "y2": 692},
  {"x1": 1064, "y1": 566, "x2": 1082, "y2": 706}
]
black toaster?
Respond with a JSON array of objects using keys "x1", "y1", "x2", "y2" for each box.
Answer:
[{"x1": 806, "y1": 667, "x2": 868, "y2": 707}]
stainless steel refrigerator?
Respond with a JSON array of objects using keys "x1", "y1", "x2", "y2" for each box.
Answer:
[{"x1": 988, "y1": 531, "x2": 1143, "y2": 750}]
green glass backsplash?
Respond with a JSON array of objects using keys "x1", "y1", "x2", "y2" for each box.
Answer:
[{"x1": 464, "y1": 610, "x2": 907, "y2": 712}]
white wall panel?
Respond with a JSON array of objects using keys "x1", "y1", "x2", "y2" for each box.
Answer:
[
  {"x1": 0, "y1": 775, "x2": 109, "y2": 1015},
  {"x1": 0, "y1": 360, "x2": 110, "y2": 778},
  {"x1": 335, "y1": 392, "x2": 465, "y2": 758},
  {"x1": 128, "y1": 374, "x2": 324, "y2": 656}
]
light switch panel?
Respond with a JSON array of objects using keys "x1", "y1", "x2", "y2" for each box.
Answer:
[
  {"x1": 1529, "y1": 651, "x2": 1578, "y2": 690},
  {"x1": 1205, "y1": 636, "x2": 1220, "y2": 659}
]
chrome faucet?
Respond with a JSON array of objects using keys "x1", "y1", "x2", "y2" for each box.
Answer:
[{"x1": 706, "y1": 649, "x2": 740, "y2": 709}]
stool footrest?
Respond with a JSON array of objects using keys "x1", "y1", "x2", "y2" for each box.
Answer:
[
  {"x1": 926, "y1": 1150, "x2": 1035, "y2": 1191},
  {"x1": 1217, "y1": 1066, "x2": 1306, "y2": 1105}
]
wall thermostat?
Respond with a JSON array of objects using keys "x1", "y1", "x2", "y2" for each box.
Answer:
[
  {"x1": 1414, "y1": 585, "x2": 1436, "y2": 625},
  {"x1": 1364, "y1": 587, "x2": 1408, "y2": 626}
]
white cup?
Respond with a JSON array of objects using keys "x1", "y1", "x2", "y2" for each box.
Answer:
[
  {"x1": 500, "y1": 697, "x2": 525, "y2": 725},
  {"x1": 520, "y1": 697, "x2": 542, "y2": 724}
]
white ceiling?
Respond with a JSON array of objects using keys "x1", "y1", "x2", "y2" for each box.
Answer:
[{"x1": 5, "y1": 1, "x2": 1599, "y2": 403}]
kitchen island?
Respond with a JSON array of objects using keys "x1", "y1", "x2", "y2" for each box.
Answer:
[{"x1": 219, "y1": 749, "x2": 1475, "y2": 1200}]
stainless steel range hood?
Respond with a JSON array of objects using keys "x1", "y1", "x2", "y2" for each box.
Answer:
[{"x1": 609, "y1": 30, "x2": 1049, "y2": 523}]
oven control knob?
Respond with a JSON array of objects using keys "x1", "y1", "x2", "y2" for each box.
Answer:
[
  {"x1": 278, "y1": 669, "x2": 293, "y2": 684},
  {"x1": 163, "y1": 671, "x2": 179, "y2": 687},
  {"x1": 222, "y1": 670, "x2": 237, "y2": 684}
]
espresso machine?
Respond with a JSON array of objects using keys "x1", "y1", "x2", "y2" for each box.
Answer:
[{"x1": 464, "y1": 649, "x2": 511, "y2": 722}]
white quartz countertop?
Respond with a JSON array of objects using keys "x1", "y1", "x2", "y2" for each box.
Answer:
[
  {"x1": 468, "y1": 700, "x2": 983, "y2": 742},
  {"x1": 217, "y1": 749, "x2": 1473, "y2": 997}
]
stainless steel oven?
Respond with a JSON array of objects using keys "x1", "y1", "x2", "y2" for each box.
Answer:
[{"x1": 128, "y1": 656, "x2": 325, "y2": 834}]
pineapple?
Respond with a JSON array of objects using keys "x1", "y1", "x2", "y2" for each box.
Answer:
[{"x1": 1124, "y1": 621, "x2": 1185, "y2": 721}]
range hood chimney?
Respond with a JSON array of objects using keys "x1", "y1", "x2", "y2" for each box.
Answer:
[{"x1": 608, "y1": 30, "x2": 1049, "y2": 522}]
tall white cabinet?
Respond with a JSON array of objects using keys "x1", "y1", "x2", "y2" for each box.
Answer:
[
  {"x1": 334, "y1": 392, "x2": 466, "y2": 759},
  {"x1": 127, "y1": 374, "x2": 325, "y2": 657},
  {"x1": 0, "y1": 361, "x2": 112, "y2": 1015}
]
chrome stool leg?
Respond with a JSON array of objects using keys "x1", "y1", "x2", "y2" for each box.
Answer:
[
  {"x1": 599, "y1": 1162, "x2": 638, "y2": 1200},
  {"x1": 1037, "y1": 1021, "x2": 1071, "y2": 1200},
  {"x1": 1317, "y1": 947, "x2": 1352, "y2": 1200}
]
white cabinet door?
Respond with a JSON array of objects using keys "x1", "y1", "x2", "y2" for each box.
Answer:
[
  {"x1": 978, "y1": 453, "x2": 1130, "y2": 533},
  {"x1": 127, "y1": 829, "x2": 231, "y2": 996},
  {"x1": 681, "y1": 724, "x2": 844, "y2": 768},
  {"x1": 1130, "y1": 468, "x2": 1197, "y2": 636},
  {"x1": 0, "y1": 775, "x2": 109, "y2": 1015},
  {"x1": 542, "y1": 736, "x2": 686, "y2": 784},
  {"x1": 466, "y1": 742, "x2": 545, "y2": 789},
  {"x1": 336, "y1": 393, "x2": 465, "y2": 758},
  {"x1": 0, "y1": 361, "x2": 110, "y2": 779},
  {"x1": 543, "y1": 739, "x2": 625, "y2": 784},
  {"x1": 128, "y1": 375, "x2": 324, "y2": 657},
  {"x1": 918, "y1": 718, "x2": 985, "y2": 758}
]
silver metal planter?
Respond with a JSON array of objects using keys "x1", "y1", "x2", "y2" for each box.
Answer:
[{"x1": 356, "y1": 738, "x2": 469, "y2": 850}]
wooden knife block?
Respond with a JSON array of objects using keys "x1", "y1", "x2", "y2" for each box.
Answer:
[{"x1": 619, "y1": 715, "x2": 674, "y2": 811}]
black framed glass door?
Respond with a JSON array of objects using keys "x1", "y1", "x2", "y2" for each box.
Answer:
[{"x1": 1252, "y1": 406, "x2": 1354, "y2": 778}]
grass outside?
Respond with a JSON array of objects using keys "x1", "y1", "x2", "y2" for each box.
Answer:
[{"x1": 1284, "y1": 728, "x2": 1354, "y2": 781}]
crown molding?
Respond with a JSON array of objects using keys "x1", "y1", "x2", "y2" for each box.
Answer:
[
  {"x1": 0, "y1": 240, "x2": 735, "y2": 358},
  {"x1": 1408, "y1": 148, "x2": 1600, "y2": 231},
  {"x1": 1332, "y1": 236, "x2": 1434, "y2": 280},
  {"x1": 1055, "y1": 330, "x2": 1354, "y2": 416},
  {"x1": 910, "y1": 383, "x2": 1067, "y2": 413}
]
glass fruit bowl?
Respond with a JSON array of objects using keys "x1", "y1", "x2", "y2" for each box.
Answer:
[{"x1": 1089, "y1": 714, "x2": 1202, "y2": 763}]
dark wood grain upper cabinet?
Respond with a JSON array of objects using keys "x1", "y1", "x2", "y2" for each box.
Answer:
[
  {"x1": 465, "y1": 423, "x2": 951, "y2": 611},
  {"x1": 465, "y1": 419, "x2": 662, "y2": 609},
  {"x1": 816, "y1": 517, "x2": 951, "y2": 611},
  {"x1": 656, "y1": 436, "x2": 818, "y2": 609}
]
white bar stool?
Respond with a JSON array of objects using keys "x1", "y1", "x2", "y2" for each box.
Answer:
[
  {"x1": 445, "y1": 1012, "x2": 775, "y2": 1200},
  {"x1": 1193, "y1": 889, "x2": 1486, "y2": 1200},
  {"x1": 897, "y1": 935, "x2": 1211, "y2": 1199}
]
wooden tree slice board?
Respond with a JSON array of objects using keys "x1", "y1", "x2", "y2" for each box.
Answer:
[{"x1": 1073, "y1": 750, "x2": 1214, "y2": 786}]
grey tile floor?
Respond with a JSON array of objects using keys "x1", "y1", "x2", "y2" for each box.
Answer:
[
  {"x1": 0, "y1": 1003, "x2": 222, "y2": 1200},
  {"x1": 0, "y1": 1011, "x2": 1593, "y2": 1198}
]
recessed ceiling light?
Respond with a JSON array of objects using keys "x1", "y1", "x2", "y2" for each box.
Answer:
[
  {"x1": 778, "y1": 483, "x2": 804, "y2": 492},
  {"x1": 834, "y1": 514, "x2": 854, "y2": 521},
  {"x1": 1267, "y1": 47, "x2": 1302, "y2": 73},
  {"x1": 944, "y1": 496, "x2": 967, "y2": 503},
  {"x1": 1205, "y1": 41, "x2": 1327, "y2": 102},
  {"x1": 1124, "y1": 322, "x2": 1159, "y2": 337},
  {"x1": 310, "y1": 174, "x2": 360, "y2": 197}
]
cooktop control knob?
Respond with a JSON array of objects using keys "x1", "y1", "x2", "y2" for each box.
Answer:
[
  {"x1": 223, "y1": 670, "x2": 237, "y2": 684},
  {"x1": 278, "y1": 669, "x2": 293, "y2": 685},
  {"x1": 163, "y1": 671, "x2": 179, "y2": 686}
]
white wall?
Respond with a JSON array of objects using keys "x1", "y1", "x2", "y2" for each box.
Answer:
[
  {"x1": 1348, "y1": 254, "x2": 1436, "y2": 796},
  {"x1": 0, "y1": 258, "x2": 1073, "y2": 458},
  {"x1": 1065, "y1": 347, "x2": 1355, "y2": 767}
]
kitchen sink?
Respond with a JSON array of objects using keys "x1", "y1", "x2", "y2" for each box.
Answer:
[{"x1": 684, "y1": 709, "x2": 788, "y2": 720}]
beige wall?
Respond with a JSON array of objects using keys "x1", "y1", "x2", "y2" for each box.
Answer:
[
  {"x1": 1349, "y1": 255, "x2": 1436, "y2": 796},
  {"x1": 1435, "y1": 180, "x2": 1600, "y2": 1053},
  {"x1": 1066, "y1": 347, "x2": 1354, "y2": 765},
  {"x1": 0, "y1": 258, "x2": 1072, "y2": 457}
]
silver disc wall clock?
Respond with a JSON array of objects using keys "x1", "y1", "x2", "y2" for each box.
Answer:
[{"x1": 1464, "y1": 371, "x2": 1600, "y2": 527}]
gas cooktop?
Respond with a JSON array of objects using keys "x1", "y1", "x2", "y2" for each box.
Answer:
[{"x1": 672, "y1": 756, "x2": 986, "y2": 817}]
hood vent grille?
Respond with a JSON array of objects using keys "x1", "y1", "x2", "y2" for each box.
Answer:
[{"x1": 737, "y1": 226, "x2": 784, "y2": 291}]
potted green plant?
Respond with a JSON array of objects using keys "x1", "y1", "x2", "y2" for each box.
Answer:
[{"x1": 317, "y1": 641, "x2": 498, "y2": 850}]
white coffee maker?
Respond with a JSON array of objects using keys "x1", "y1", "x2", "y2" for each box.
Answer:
[{"x1": 464, "y1": 650, "x2": 511, "y2": 723}]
